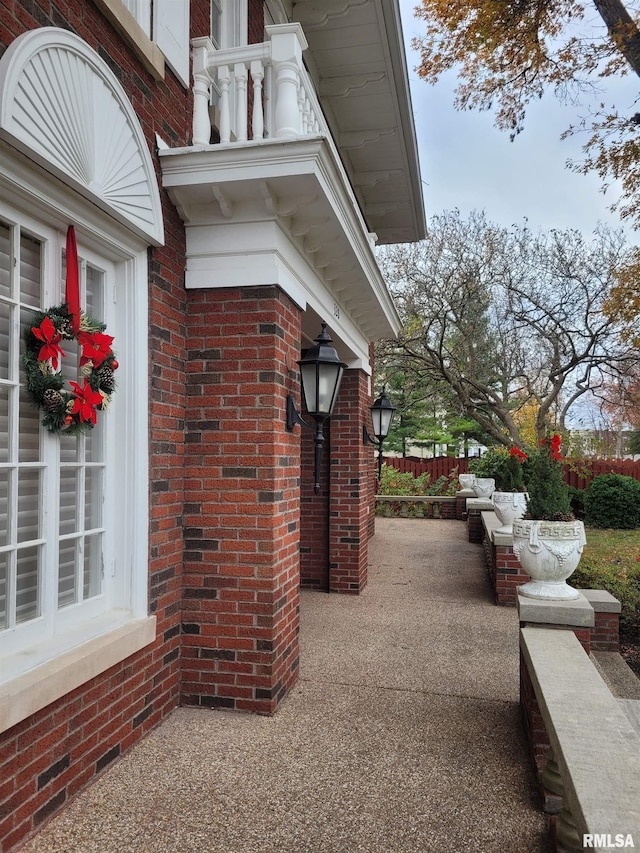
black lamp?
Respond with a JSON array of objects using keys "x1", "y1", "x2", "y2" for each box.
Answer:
[
  {"x1": 286, "y1": 323, "x2": 346, "y2": 494},
  {"x1": 363, "y1": 388, "x2": 396, "y2": 479}
]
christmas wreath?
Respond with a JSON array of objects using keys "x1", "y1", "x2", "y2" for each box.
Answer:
[{"x1": 23, "y1": 303, "x2": 118, "y2": 435}]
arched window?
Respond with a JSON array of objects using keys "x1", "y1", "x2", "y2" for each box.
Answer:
[{"x1": 0, "y1": 29, "x2": 163, "y2": 730}]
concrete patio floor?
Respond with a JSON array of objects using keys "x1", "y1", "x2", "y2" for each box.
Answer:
[{"x1": 20, "y1": 518, "x2": 552, "y2": 853}]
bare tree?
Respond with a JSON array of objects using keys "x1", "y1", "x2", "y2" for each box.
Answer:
[{"x1": 379, "y1": 210, "x2": 634, "y2": 448}]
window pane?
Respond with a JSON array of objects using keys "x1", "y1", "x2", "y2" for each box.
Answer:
[
  {"x1": 19, "y1": 233, "x2": 41, "y2": 307},
  {"x1": 0, "y1": 386, "x2": 9, "y2": 464},
  {"x1": 0, "y1": 221, "x2": 10, "y2": 300},
  {"x1": 85, "y1": 467, "x2": 102, "y2": 530},
  {"x1": 60, "y1": 432, "x2": 80, "y2": 463},
  {"x1": 17, "y1": 468, "x2": 40, "y2": 543},
  {"x1": 84, "y1": 420, "x2": 104, "y2": 463},
  {"x1": 59, "y1": 467, "x2": 78, "y2": 536},
  {"x1": 0, "y1": 305, "x2": 10, "y2": 381},
  {"x1": 0, "y1": 552, "x2": 6, "y2": 629},
  {"x1": 58, "y1": 539, "x2": 77, "y2": 608},
  {"x1": 18, "y1": 387, "x2": 40, "y2": 462},
  {"x1": 211, "y1": 3, "x2": 221, "y2": 47},
  {"x1": 0, "y1": 469, "x2": 8, "y2": 548},
  {"x1": 16, "y1": 545, "x2": 40, "y2": 623},
  {"x1": 83, "y1": 533, "x2": 102, "y2": 600}
]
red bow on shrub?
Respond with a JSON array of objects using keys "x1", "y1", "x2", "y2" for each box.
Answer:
[
  {"x1": 510, "y1": 446, "x2": 527, "y2": 462},
  {"x1": 542, "y1": 433, "x2": 563, "y2": 461}
]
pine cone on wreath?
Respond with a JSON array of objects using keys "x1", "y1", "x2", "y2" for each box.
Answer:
[
  {"x1": 96, "y1": 363, "x2": 115, "y2": 394},
  {"x1": 43, "y1": 388, "x2": 63, "y2": 412}
]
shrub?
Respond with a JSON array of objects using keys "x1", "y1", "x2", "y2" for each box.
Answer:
[
  {"x1": 377, "y1": 464, "x2": 459, "y2": 497},
  {"x1": 469, "y1": 447, "x2": 526, "y2": 492},
  {"x1": 566, "y1": 486, "x2": 586, "y2": 520},
  {"x1": 377, "y1": 465, "x2": 430, "y2": 496},
  {"x1": 584, "y1": 474, "x2": 640, "y2": 529},
  {"x1": 524, "y1": 435, "x2": 572, "y2": 520}
]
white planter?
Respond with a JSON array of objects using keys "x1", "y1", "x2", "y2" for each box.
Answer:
[
  {"x1": 458, "y1": 474, "x2": 476, "y2": 491},
  {"x1": 492, "y1": 491, "x2": 528, "y2": 533},
  {"x1": 472, "y1": 478, "x2": 495, "y2": 499},
  {"x1": 512, "y1": 519, "x2": 586, "y2": 600}
]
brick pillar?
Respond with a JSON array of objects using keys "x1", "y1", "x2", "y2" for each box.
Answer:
[
  {"x1": 299, "y1": 418, "x2": 330, "y2": 589},
  {"x1": 328, "y1": 369, "x2": 374, "y2": 593},
  {"x1": 182, "y1": 286, "x2": 302, "y2": 714}
]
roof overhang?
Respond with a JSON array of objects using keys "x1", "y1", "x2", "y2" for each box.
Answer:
[
  {"x1": 160, "y1": 135, "x2": 402, "y2": 351},
  {"x1": 293, "y1": 0, "x2": 426, "y2": 244}
]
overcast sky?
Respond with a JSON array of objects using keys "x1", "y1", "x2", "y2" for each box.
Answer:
[{"x1": 398, "y1": 0, "x2": 640, "y2": 239}]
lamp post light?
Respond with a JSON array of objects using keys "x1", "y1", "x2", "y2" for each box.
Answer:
[
  {"x1": 363, "y1": 388, "x2": 396, "y2": 480},
  {"x1": 286, "y1": 323, "x2": 346, "y2": 494}
]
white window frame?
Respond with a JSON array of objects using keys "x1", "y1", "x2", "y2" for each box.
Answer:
[{"x1": 0, "y1": 156, "x2": 154, "y2": 735}]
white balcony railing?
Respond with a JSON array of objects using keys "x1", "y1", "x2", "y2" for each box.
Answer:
[{"x1": 191, "y1": 24, "x2": 325, "y2": 147}]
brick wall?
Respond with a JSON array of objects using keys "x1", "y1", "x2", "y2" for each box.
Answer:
[
  {"x1": 467, "y1": 507, "x2": 484, "y2": 543},
  {"x1": 181, "y1": 285, "x2": 302, "y2": 714},
  {"x1": 483, "y1": 536, "x2": 530, "y2": 606},
  {"x1": 519, "y1": 649, "x2": 551, "y2": 776},
  {"x1": 300, "y1": 416, "x2": 331, "y2": 590},
  {"x1": 0, "y1": 2, "x2": 211, "y2": 849},
  {"x1": 590, "y1": 611, "x2": 620, "y2": 652},
  {"x1": 329, "y1": 369, "x2": 374, "y2": 593}
]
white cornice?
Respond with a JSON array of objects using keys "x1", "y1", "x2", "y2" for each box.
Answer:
[{"x1": 160, "y1": 136, "x2": 401, "y2": 343}]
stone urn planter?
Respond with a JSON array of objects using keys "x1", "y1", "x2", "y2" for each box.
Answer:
[
  {"x1": 472, "y1": 478, "x2": 495, "y2": 499},
  {"x1": 458, "y1": 474, "x2": 476, "y2": 491},
  {"x1": 492, "y1": 491, "x2": 528, "y2": 534},
  {"x1": 511, "y1": 519, "x2": 586, "y2": 600}
]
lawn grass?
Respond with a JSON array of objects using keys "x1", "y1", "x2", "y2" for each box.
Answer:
[{"x1": 573, "y1": 527, "x2": 640, "y2": 646}]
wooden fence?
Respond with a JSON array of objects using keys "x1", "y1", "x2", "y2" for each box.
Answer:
[{"x1": 381, "y1": 456, "x2": 640, "y2": 488}]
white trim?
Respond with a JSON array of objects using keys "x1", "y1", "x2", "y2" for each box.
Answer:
[
  {"x1": 0, "y1": 79, "x2": 153, "y2": 706},
  {"x1": 0, "y1": 617, "x2": 156, "y2": 733},
  {"x1": 0, "y1": 28, "x2": 164, "y2": 245},
  {"x1": 155, "y1": 0, "x2": 190, "y2": 87},
  {"x1": 91, "y1": 0, "x2": 165, "y2": 80},
  {"x1": 160, "y1": 136, "x2": 401, "y2": 341}
]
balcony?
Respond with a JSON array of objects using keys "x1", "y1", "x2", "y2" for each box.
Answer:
[{"x1": 159, "y1": 17, "x2": 423, "y2": 358}]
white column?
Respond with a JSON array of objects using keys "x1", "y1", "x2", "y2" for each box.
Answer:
[
  {"x1": 266, "y1": 24, "x2": 308, "y2": 139},
  {"x1": 191, "y1": 37, "x2": 214, "y2": 145}
]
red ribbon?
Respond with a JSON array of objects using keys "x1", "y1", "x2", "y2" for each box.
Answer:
[{"x1": 65, "y1": 225, "x2": 80, "y2": 333}]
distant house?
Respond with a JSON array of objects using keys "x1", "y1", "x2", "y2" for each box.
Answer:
[{"x1": 0, "y1": 1, "x2": 425, "y2": 847}]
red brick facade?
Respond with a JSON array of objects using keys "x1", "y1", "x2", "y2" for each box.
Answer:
[
  {"x1": 329, "y1": 370, "x2": 375, "y2": 593},
  {"x1": 181, "y1": 286, "x2": 302, "y2": 714},
  {"x1": 0, "y1": 2, "x2": 389, "y2": 848},
  {"x1": 483, "y1": 536, "x2": 531, "y2": 606},
  {"x1": 0, "y1": 2, "x2": 195, "y2": 849},
  {"x1": 300, "y1": 369, "x2": 376, "y2": 593}
]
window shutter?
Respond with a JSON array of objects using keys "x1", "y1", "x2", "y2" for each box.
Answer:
[{"x1": 154, "y1": 0, "x2": 189, "y2": 87}]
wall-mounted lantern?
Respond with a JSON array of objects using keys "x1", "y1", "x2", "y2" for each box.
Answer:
[
  {"x1": 363, "y1": 388, "x2": 396, "y2": 480},
  {"x1": 286, "y1": 323, "x2": 346, "y2": 494}
]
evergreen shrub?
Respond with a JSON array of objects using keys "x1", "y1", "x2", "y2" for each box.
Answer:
[
  {"x1": 468, "y1": 446, "x2": 526, "y2": 491},
  {"x1": 583, "y1": 474, "x2": 640, "y2": 529},
  {"x1": 524, "y1": 435, "x2": 573, "y2": 520}
]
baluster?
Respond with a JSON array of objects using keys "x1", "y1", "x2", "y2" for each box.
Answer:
[
  {"x1": 234, "y1": 62, "x2": 248, "y2": 142},
  {"x1": 302, "y1": 93, "x2": 311, "y2": 135},
  {"x1": 250, "y1": 60, "x2": 265, "y2": 140},
  {"x1": 218, "y1": 65, "x2": 231, "y2": 143},
  {"x1": 297, "y1": 83, "x2": 306, "y2": 133}
]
